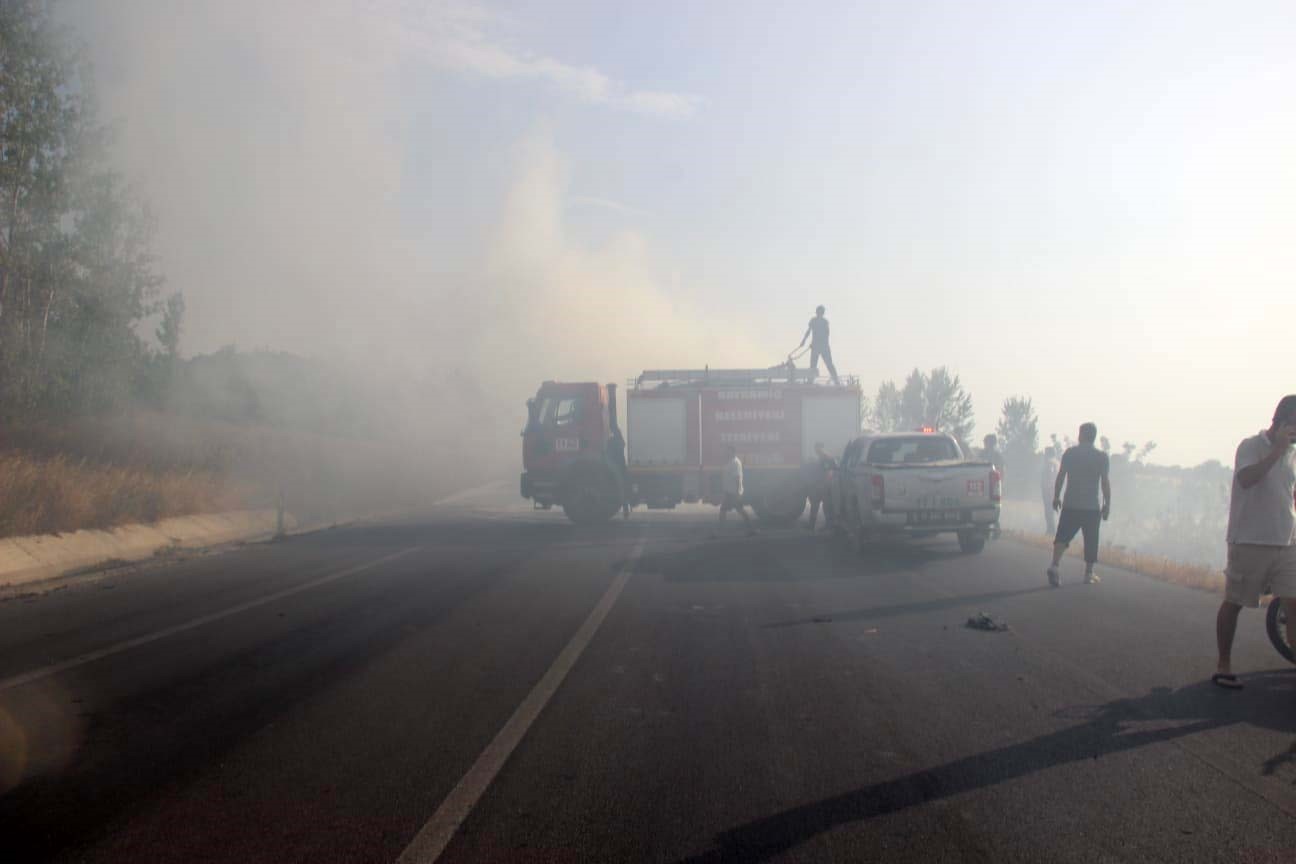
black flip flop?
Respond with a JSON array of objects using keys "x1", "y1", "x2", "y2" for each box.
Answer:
[{"x1": 1212, "y1": 673, "x2": 1244, "y2": 690}]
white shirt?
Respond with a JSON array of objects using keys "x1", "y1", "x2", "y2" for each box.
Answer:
[
  {"x1": 722, "y1": 456, "x2": 744, "y2": 497},
  {"x1": 1227, "y1": 431, "x2": 1296, "y2": 546}
]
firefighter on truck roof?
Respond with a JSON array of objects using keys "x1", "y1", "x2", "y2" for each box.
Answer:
[{"x1": 798, "y1": 305, "x2": 840, "y2": 386}]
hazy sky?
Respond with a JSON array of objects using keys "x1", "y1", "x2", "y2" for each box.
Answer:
[{"x1": 71, "y1": 0, "x2": 1296, "y2": 466}]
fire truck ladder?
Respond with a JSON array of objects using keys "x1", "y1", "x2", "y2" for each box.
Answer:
[{"x1": 631, "y1": 365, "x2": 858, "y2": 390}]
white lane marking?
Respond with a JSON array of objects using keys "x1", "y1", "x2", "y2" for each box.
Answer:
[
  {"x1": 396, "y1": 539, "x2": 645, "y2": 864},
  {"x1": 429, "y1": 481, "x2": 510, "y2": 507},
  {"x1": 0, "y1": 547, "x2": 421, "y2": 693}
]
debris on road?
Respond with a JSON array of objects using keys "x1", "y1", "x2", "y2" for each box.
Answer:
[{"x1": 965, "y1": 611, "x2": 1009, "y2": 632}]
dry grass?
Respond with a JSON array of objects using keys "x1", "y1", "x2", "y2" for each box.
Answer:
[
  {"x1": 0, "y1": 451, "x2": 244, "y2": 537},
  {"x1": 0, "y1": 411, "x2": 480, "y2": 539},
  {"x1": 1006, "y1": 529, "x2": 1224, "y2": 594}
]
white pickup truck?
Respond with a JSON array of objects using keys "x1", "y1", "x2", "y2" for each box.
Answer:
[{"x1": 831, "y1": 430, "x2": 1001, "y2": 553}]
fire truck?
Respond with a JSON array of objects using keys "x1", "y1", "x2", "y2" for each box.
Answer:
[{"x1": 520, "y1": 367, "x2": 862, "y2": 524}]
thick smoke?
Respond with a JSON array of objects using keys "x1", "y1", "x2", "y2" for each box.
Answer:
[{"x1": 65, "y1": 0, "x2": 753, "y2": 483}]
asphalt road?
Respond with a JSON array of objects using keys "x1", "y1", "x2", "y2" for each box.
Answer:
[{"x1": 4, "y1": 483, "x2": 1296, "y2": 863}]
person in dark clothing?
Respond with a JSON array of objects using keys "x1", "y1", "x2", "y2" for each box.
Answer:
[
  {"x1": 981, "y1": 434, "x2": 1003, "y2": 473},
  {"x1": 804, "y1": 442, "x2": 837, "y2": 533},
  {"x1": 799, "y1": 305, "x2": 839, "y2": 385},
  {"x1": 1048, "y1": 423, "x2": 1111, "y2": 587},
  {"x1": 606, "y1": 428, "x2": 630, "y2": 519}
]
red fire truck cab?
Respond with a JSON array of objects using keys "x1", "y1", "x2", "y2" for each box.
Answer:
[{"x1": 521, "y1": 368, "x2": 862, "y2": 525}]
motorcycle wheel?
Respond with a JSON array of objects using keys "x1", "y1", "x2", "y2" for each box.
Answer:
[{"x1": 1265, "y1": 597, "x2": 1294, "y2": 663}]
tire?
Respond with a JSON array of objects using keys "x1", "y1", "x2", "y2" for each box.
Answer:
[
  {"x1": 1266, "y1": 597, "x2": 1294, "y2": 663},
  {"x1": 561, "y1": 463, "x2": 620, "y2": 525},
  {"x1": 957, "y1": 529, "x2": 987, "y2": 554}
]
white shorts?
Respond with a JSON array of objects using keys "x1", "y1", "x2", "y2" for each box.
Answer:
[{"x1": 1224, "y1": 543, "x2": 1296, "y2": 608}]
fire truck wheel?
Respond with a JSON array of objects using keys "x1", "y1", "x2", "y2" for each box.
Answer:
[
  {"x1": 561, "y1": 463, "x2": 619, "y2": 525},
  {"x1": 957, "y1": 529, "x2": 987, "y2": 554}
]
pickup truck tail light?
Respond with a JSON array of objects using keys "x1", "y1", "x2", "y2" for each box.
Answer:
[
  {"x1": 870, "y1": 474, "x2": 885, "y2": 508},
  {"x1": 989, "y1": 468, "x2": 1002, "y2": 503}
]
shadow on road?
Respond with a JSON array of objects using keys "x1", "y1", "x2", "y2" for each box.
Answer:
[{"x1": 678, "y1": 671, "x2": 1296, "y2": 863}]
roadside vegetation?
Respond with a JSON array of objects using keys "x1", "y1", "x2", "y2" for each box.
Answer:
[
  {"x1": 1005, "y1": 528, "x2": 1223, "y2": 594},
  {"x1": 0, "y1": 6, "x2": 480, "y2": 539},
  {"x1": 0, "y1": 448, "x2": 237, "y2": 537}
]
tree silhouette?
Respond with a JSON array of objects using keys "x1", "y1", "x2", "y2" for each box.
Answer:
[
  {"x1": 873, "y1": 381, "x2": 902, "y2": 432},
  {"x1": 874, "y1": 367, "x2": 976, "y2": 443}
]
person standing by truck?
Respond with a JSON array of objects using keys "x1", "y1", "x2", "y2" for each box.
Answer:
[
  {"x1": 804, "y1": 442, "x2": 837, "y2": 533},
  {"x1": 981, "y1": 434, "x2": 1005, "y2": 538},
  {"x1": 799, "y1": 305, "x2": 840, "y2": 386},
  {"x1": 982, "y1": 434, "x2": 1003, "y2": 474},
  {"x1": 606, "y1": 427, "x2": 630, "y2": 520},
  {"x1": 720, "y1": 445, "x2": 756, "y2": 534},
  {"x1": 1212, "y1": 395, "x2": 1296, "y2": 690},
  {"x1": 1047, "y1": 422, "x2": 1111, "y2": 587}
]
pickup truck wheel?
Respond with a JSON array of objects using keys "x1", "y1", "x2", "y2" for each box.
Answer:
[{"x1": 957, "y1": 529, "x2": 987, "y2": 554}]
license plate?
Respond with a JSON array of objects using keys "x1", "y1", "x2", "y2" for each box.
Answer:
[
  {"x1": 554, "y1": 438, "x2": 580, "y2": 452},
  {"x1": 911, "y1": 510, "x2": 959, "y2": 524}
]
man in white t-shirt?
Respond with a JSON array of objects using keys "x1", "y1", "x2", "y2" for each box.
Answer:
[
  {"x1": 719, "y1": 445, "x2": 755, "y2": 534},
  {"x1": 1213, "y1": 395, "x2": 1296, "y2": 689}
]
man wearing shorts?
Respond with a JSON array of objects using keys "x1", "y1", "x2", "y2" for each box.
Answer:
[
  {"x1": 1047, "y1": 423, "x2": 1111, "y2": 587},
  {"x1": 1213, "y1": 395, "x2": 1296, "y2": 689}
]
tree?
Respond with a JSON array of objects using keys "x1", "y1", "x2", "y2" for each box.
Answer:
[
  {"x1": 157, "y1": 292, "x2": 185, "y2": 359},
  {"x1": 857, "y1": 392, "x2": 873, "y2": 432},
  {"x1": 996, "y1": 396, "x2": 1039, "y2": 498},
  {"x1": 899, "y1": 369, "x2": 926, "y2": 430},
  {"x1": 878, "y1": 367, "x2": 976, "y2": 444},
  {"x1": 0, "y1": 1, "x2": 164, "y2": 420},
  {"x1": 873, "y1": 380, "x2": 902, "y2": 432},
  {"x1": 923, "y1": 367, "x2": 975, "y2": 444},
  {"x1": 997, "y1": 396, "x2": 1039, "y2": 455}
]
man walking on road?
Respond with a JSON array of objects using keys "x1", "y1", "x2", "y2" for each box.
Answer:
[
  {"x1": 1040, "y1": 446, "x2": 1059, "y2": 534},
  {"x1": 799, "y1": 305, "x2": 839, "y2": 386},
  {"x1": 720, "y1": 445, "x2": 756, "y2": 534},
  {"x1": 1047, "y1": 423, "x2": 1111, "y2": 587},
  {"x1": 1212, "y1": 396, "x2": 1296, "y2": 690}
]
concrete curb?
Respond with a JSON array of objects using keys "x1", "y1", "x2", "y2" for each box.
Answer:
[
  {"x1": 0, "y1": 480, "x2": 507, "y2": 592},
  {"x1": 0, "y1": 509, "x2": 297, "y2": 590}
]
